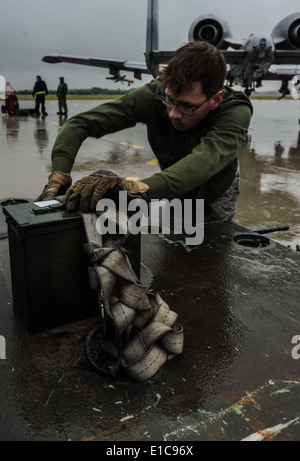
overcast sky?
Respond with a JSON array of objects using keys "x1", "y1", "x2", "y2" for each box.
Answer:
[{"x1": 1, "y1": 0, "x2": 300, "y2": 91}]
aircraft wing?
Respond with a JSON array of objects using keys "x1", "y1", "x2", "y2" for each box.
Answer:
[
  {"x1": 151, "y1": 49, "x2": 300, "y2": 67},
  {"x1": 220, "y1": 50, "x2": 247, "y2": 65},
  {"x1": 42, "y1": 54, "x2": 151, "y2": 79},
  {"x1": 273, "y1": 50, "x2": 300, "y2": 65},
  {"x1": 149, "y1": 50, "x2": 249, "y2": 68},
  {"x1": 263, "y1": 64, "x2": 300, "y2": 80},
  {"x1": 151, "y1": 49, "x2": 247, "y2": 66}
]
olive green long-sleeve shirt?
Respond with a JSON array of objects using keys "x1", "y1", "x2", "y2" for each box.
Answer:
[{"x1": 51, "y1": 79, "x2": 252, "y2": 204}]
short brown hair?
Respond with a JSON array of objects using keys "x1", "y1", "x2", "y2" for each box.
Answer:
[{"x1": 158, "y1": 41, "x2": 227, "y2": 97}]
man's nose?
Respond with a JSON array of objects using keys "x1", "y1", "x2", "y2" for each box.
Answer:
[{"x1": 168, "y1": 105, "x2": 182, "y2": 118}]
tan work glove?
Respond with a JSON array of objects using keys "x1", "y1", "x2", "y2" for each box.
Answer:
[
  {"x1": 62, "y1": 173, "x2": 149, "y2": 212},
  {"x1": 36, "y1": 171, "x2": 72, "y2": 201}
]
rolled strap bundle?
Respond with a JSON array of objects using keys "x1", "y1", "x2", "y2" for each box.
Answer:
[{"x1": 80, "y1": 212, "x2": 184, "y2": 382}]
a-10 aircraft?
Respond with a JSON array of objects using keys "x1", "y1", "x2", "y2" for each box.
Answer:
[
  {"x1": 106, "y1": 72, "x2": 133, "y2": 87},
  {"x1": 42, "y1": 0, "x2": 300, "y2": 96}
]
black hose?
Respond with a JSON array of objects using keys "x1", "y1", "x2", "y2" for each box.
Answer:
[
  {"x1": 84, "y1": 324, "x2": 111, "y2": 377},
  {"x1": 84, "y1": 323, "x2": 121, "y2": 378},
  {"x1": 252, "y1": 225, "x2": 289, "y2": 234}
]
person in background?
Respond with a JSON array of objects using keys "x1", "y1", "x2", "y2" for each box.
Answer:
[
  {"x1": 32, "y1": 75, "x2": 48, "y2": 117},
  {"x1": 37, "y1": 41, "x2": 253, "y2": 222},
  {"x1": 56, "y1": 76, "x2": 68, "y2": 115}
]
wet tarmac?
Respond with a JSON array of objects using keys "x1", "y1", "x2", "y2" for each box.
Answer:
[{"x1": 0, "y1": 98, "x2": 300, "y2": 442}]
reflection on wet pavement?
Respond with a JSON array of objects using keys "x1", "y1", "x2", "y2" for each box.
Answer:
[{"x1": 235, "y1": 100, "x2": 300, "y2": 248}]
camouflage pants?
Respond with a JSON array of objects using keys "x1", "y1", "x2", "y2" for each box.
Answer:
[{"x1": 205, "y1": 166, "x2": 240, "y2": 222}]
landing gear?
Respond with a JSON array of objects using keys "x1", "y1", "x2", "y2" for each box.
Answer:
[{"x1": 278, "y1": 78, "x2": 290, "y2": 99}]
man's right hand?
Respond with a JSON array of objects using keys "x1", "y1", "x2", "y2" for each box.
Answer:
[
  {"x1": 36, "y1": 171, "x2": 72, "y2": 201},
  {"x1": 62, "y1": 172, "x2": 149, "y2": 212}
]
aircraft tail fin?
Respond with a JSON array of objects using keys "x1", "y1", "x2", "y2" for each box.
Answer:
[{"x1": 146, "y1": 0, "x2": 159, "y2": 77}]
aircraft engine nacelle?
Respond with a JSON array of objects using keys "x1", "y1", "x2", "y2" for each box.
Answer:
[
  {"x1": 188, "y1": 14, "x2": 236, "y2": 50},
  {"x1": 271, "y1": 13, "x2": 300, "y2": 50}
]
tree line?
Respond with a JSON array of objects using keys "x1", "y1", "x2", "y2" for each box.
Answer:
[{"x1": 18, "y1": 87, "x2": 128, "y2": 95}]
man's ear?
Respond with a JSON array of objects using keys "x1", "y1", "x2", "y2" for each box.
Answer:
[{"x1": 210, "y1": 90, "x2": 223, "y2": 110}]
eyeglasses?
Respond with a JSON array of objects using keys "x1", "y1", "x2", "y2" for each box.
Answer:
[{"x1": 160, "y1": 92, "x2": 211, "y2": 115}]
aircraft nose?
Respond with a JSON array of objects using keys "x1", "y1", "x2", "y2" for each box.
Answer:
[
  {"x1": 259, "y1": 37, "x2": 267, "y2": 49},
  {"x1": 251, "y1": 36, "x2": 274, "y2": 59}
]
